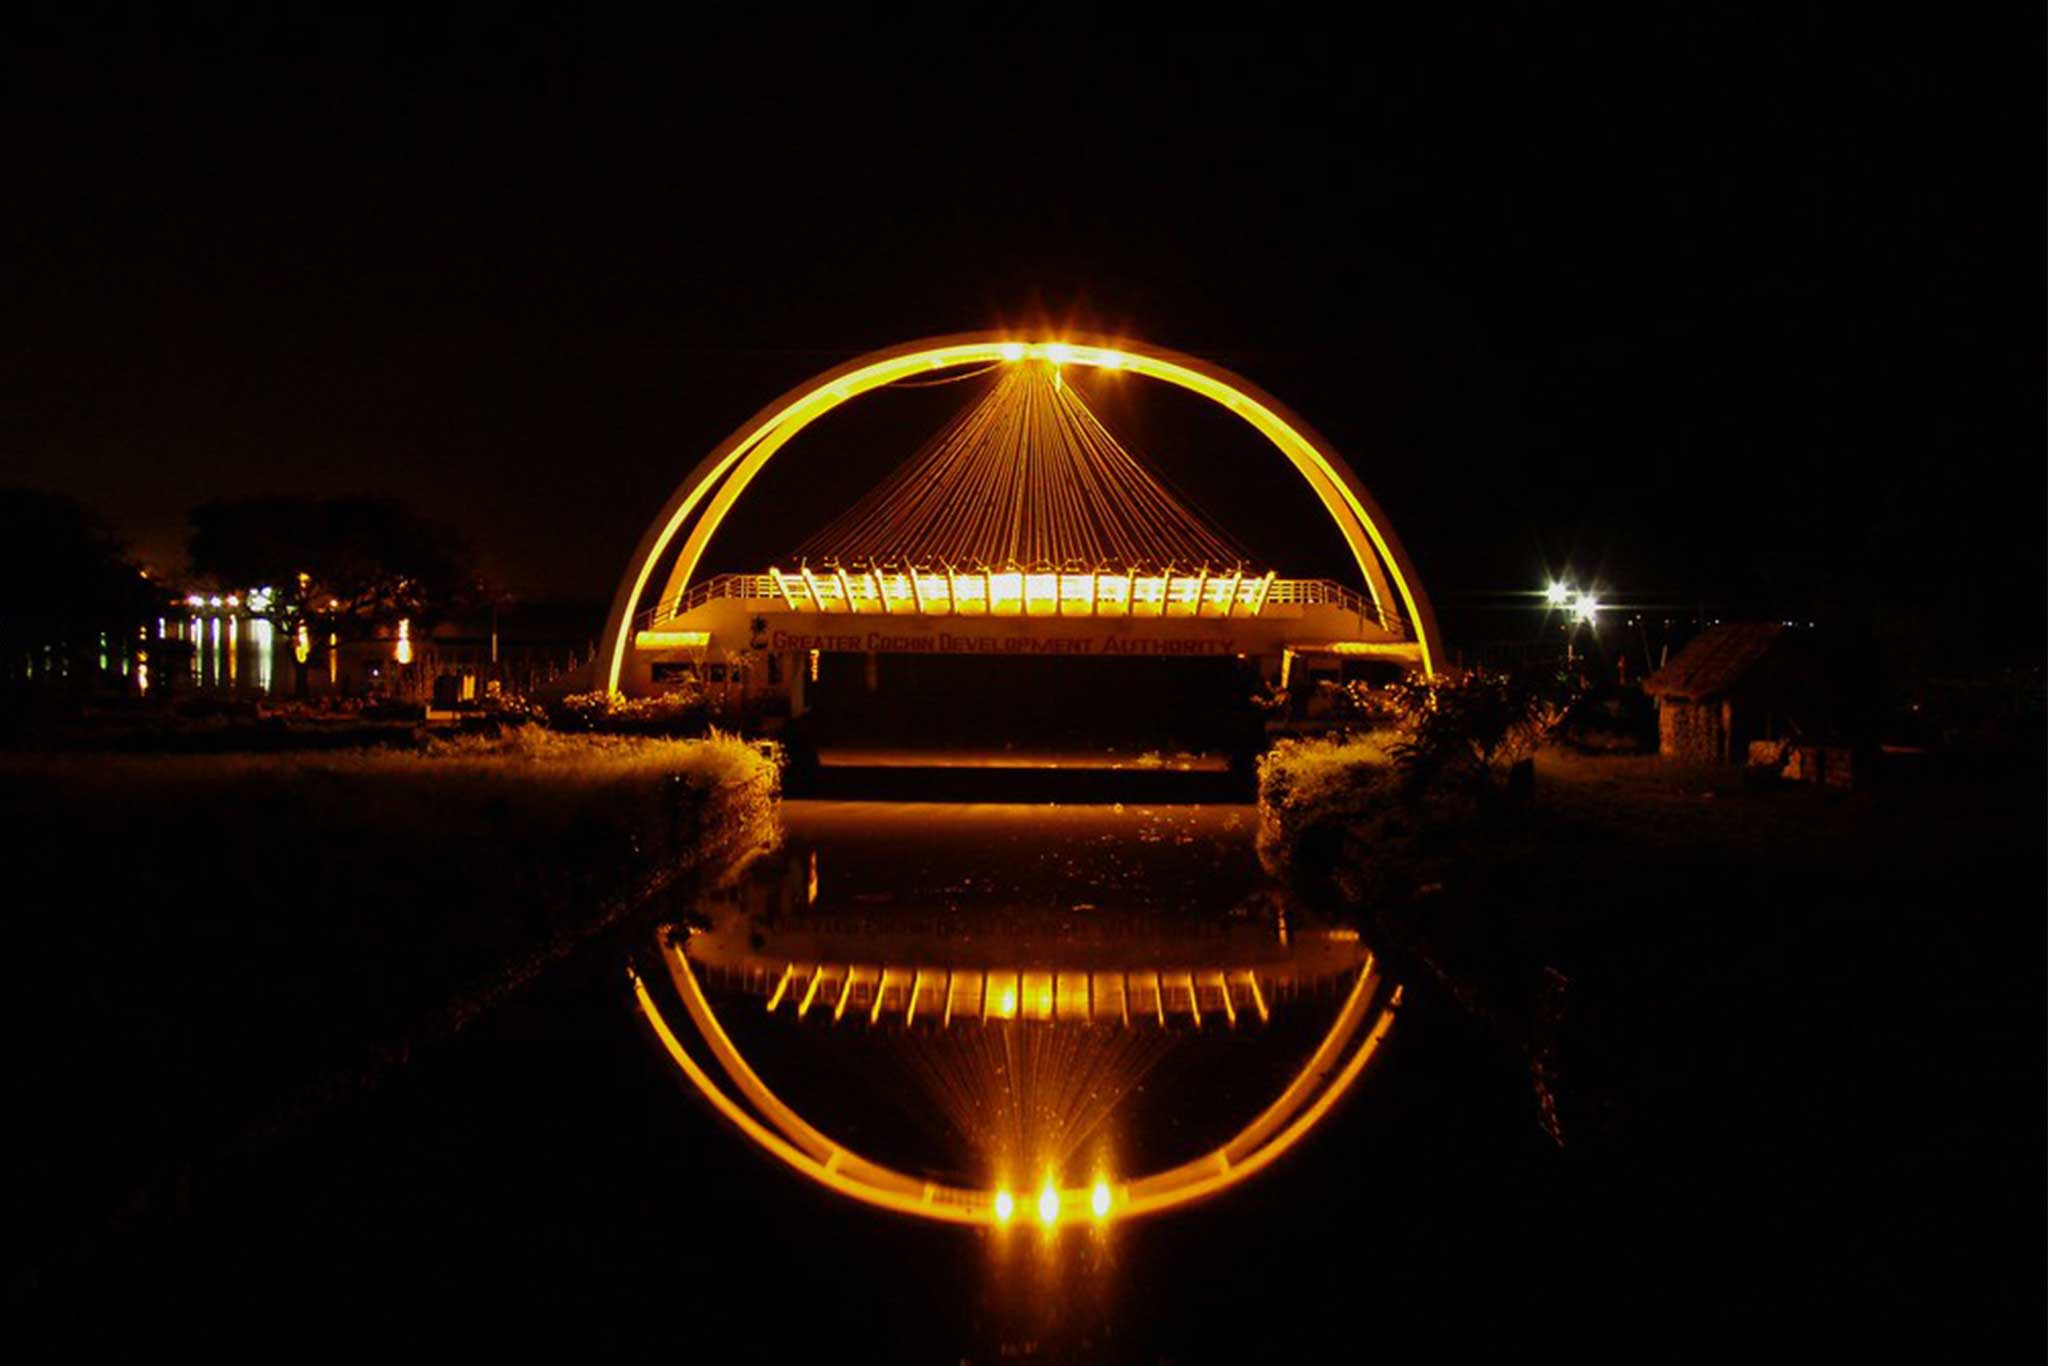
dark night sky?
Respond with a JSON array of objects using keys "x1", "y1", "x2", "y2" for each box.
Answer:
[{"x1": 5, "y1": 11, "x2": 2041, "y2": 656}]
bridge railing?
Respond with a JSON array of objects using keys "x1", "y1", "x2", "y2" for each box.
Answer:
[{"x1": 637, "y1": 571, "x2": 1403, "y2": 635}]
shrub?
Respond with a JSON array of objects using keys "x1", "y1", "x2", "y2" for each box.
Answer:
[
  {"x1": 550, "y1": 685, "x2": 708, "y2": 734},
  {"x1": 1257, "y1": 668, "x2": 1574, "y2": 905}
]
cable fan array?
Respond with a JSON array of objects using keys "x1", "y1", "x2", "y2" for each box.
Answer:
[{"x1": 771, "y1": 361, "x2": 1278, "y2": 618}]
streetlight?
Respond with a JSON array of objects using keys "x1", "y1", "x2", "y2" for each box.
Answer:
[{"x1": 1545, "y1": 581, "x2": 1571, "y2": 607}]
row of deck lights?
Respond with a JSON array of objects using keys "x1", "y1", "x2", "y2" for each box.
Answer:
[{"x1": 767, "y1": 564, "x2": 1278, "y2": 618}]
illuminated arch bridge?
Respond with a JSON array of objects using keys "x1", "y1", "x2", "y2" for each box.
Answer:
[{"x1": 603, "y1": 334, "x2": 1442, "y2": 699}]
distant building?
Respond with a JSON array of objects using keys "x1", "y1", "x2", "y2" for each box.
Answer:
[{"x1": 1641, "y1": 623, "x2": 1823, "y2": 763}]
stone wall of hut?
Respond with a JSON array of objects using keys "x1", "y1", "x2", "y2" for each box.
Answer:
[{"x1": 1657, "y1": 697, "x2": 1725, "y2": 762}]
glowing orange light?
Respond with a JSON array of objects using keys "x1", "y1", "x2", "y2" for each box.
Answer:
[
  {"x1": 293, "y1": 623, "x2": 310, "y2": 664},
  {"x1": 394, "y1": 618, "x2": 413, "y2": 665},
  {"x1": 1091, "y1": 1181, "x2": 1112, "y2": 1219},
  {"x1": 994, "y1": 1190, "x2": 1015, "y2": 1223},
  {"x1": 634, "y1": 629, "x2": 710, "y2": 649},
  {"x1": 593, "y1": 938, "x2": 1403, "y2": 1228},
  {"x1": 602, "y1": 333, "x2": 1441, "y2": 692},
  {"x1": 1038, "y1": 1182, "x2": 1060, "y2": 1226}
]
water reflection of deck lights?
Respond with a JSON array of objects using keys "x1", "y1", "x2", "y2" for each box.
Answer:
[
  {"x1": 631, "y1": 941, "x2": 1401, "y2": 1228},
  {"x1": 720, "y1": 955, "x2": 1338, "y2": 1031}
]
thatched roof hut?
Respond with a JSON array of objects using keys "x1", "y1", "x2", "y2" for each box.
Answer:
[{"x1": 1642, "y1": 623, "x2": 1823, "y2": 762}]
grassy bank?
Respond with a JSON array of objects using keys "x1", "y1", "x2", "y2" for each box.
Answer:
[
  {"x1": 5, "y1": 727, "x2": 780, "y2": 1284},
  {"x1": 1258, "y1": 739, "x2": 2042, "y2": 1159}
]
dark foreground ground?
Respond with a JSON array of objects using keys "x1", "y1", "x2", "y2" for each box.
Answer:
[{"x1": 11, "y1": 748, "x2": 2044, "y2": 1360}]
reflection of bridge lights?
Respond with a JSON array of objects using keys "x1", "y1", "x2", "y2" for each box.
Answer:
[
  {"x1": 1091, "y1": 1181, "x2": 1112, "y2": 1220},
  {"x1": 632, "y1": 946, "x2": 1401, "y2": 1228}
]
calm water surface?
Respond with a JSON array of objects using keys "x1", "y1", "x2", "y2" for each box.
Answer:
[{"x1": 74, "y1": 797, "x2": 1593, "y2": 1360}]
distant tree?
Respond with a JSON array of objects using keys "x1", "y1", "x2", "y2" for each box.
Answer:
[
  {"x1": 0, "y1": 487, "x2": 154, "y2": 687},
  {"x1": 188, "y1": 496, "x2": 483, "y2": 696}
]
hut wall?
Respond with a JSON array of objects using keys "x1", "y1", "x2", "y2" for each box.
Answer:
[{"x1": 1658, "y1": 697, "x2": 1724, "y2": 762}]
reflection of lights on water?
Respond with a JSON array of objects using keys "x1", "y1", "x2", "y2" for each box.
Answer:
[
  {"x1": 252, "y1": 618, "x2": 273, "y2": 693},
  {"x1": 637, "y1": 921, "x2": 1400, "y2": 1228},
  {"x1": 394, "y1": 618, "x2": 412, "y2": 665}
]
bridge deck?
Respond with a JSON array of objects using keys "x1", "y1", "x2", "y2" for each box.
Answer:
[{"x1": 638, "y1": 570, "x2": 1393, "y2": 631}]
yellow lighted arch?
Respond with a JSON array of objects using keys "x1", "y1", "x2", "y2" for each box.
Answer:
[
  {"x1": 600, "y1": 334, "x2": 1442, "y2": 693},
  {"x1": 631, "y1": 943, "x2": 1401, "y2": 1228}
]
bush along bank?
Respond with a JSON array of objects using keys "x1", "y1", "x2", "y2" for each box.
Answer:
[
  {"x1": 1255, "y1": 669, "x2": 1593, "y2": 1143},
  {"x1": 5, "y1": 726, "x2": 782, "y2": 1281}
]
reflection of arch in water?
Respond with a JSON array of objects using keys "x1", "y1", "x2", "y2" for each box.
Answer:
[{"x1": 632, "y1": 940, "x2": 1400, "y2": 1227}]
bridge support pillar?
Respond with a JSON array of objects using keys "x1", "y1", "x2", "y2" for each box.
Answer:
[{"x1": 783, "y1": 650, "x2": 807, "y2": 716}]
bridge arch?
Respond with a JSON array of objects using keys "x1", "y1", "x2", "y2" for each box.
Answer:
[{"x1": 601, "y1": 332, "x2": 1442, "y2": 694}]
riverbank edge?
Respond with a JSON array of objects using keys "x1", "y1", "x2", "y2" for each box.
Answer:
[{"x1": 6, "y1": 731, "x2": 784, "y2": 1302}]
